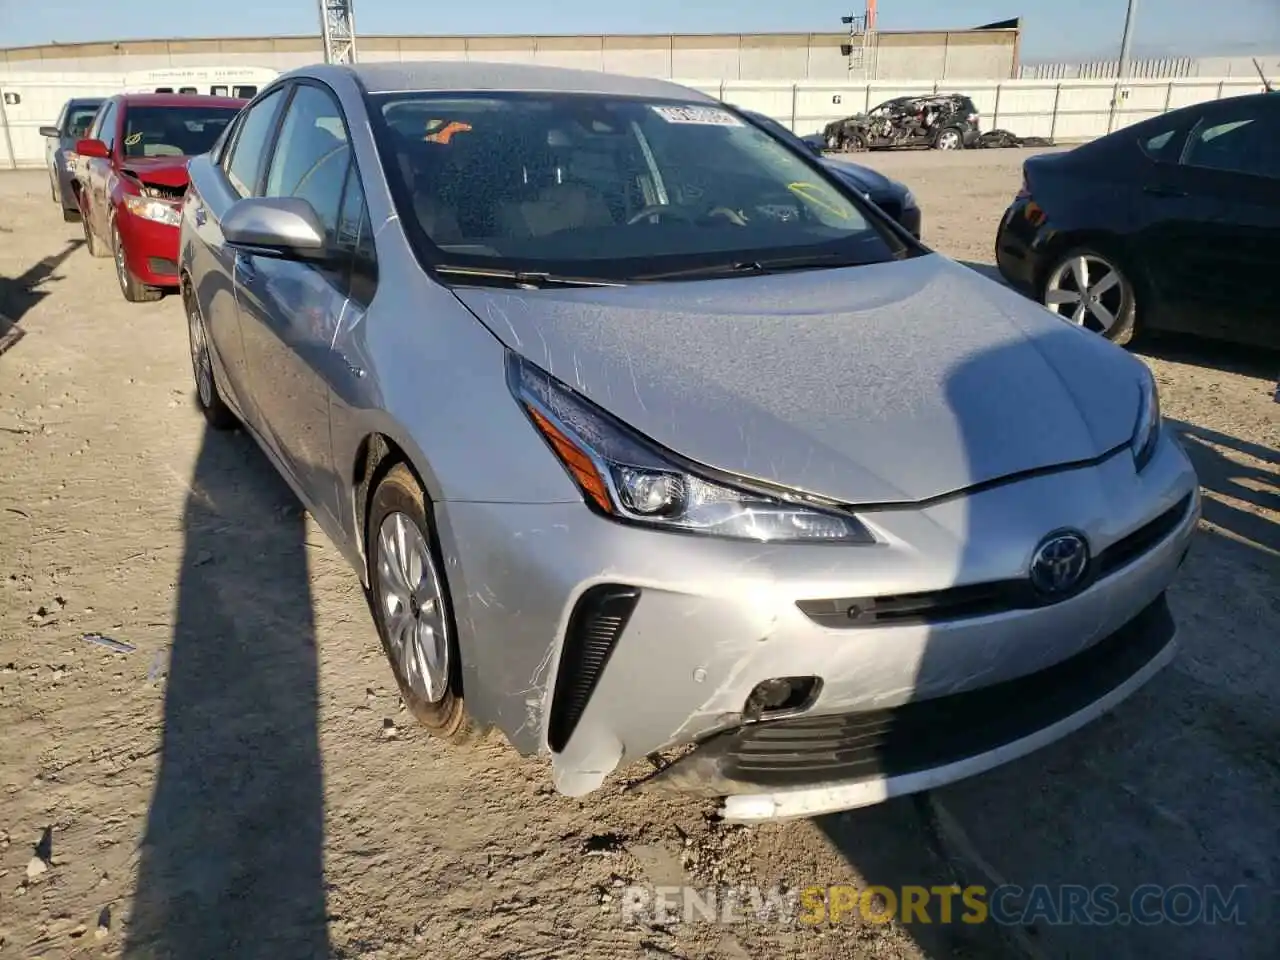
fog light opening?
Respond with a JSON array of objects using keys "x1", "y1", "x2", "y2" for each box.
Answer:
[{"x1": 743, "y1": 676, "x2": 822, "y2": 722}]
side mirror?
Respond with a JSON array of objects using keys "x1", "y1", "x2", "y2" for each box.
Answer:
[
  {"x1": 223, "y1": 197, "x2": 329, "y2": 262},
  {"x1": 75, "y1": 138, "x2": 109, "y2": 159},
  {"x1": 39, "y1": 125, "x2": 61, "y2": 139}
]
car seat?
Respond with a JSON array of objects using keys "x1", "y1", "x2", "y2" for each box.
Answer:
[{"x1": 496, "y1": 130, "x2": 614, "y2": 239}]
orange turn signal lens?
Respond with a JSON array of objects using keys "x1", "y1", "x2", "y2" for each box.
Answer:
[{"x1": 526, "y1": 406, "x2": 613, "y2": 514}]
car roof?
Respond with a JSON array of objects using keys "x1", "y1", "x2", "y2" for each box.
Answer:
[
  {"x1": 295, "y1": 60, "x2": 713, "y2": 102},
  {"x1": 116, "y1": 93, "x2": 247, "y2": 109}
]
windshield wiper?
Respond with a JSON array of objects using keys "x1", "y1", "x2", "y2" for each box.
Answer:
[
  {"x1": 632, "y1": 253, "x2": 878, "y2": 282},
  {"x1": 434, "y1": 265, "x2": 624, "y2": 289}
]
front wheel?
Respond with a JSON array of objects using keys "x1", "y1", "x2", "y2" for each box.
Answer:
[
  {"x1": 367, "y1": 463, "x2": 473, "y2": 741},
  {"x1": 1041, "y1": 246, "x2": 1138, "y2": 346},
  {"x1": 113, "y1": 223, "x2": 161, "y2": 303}
]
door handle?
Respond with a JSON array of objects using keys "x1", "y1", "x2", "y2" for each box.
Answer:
[
  {"x1": 234, "y1": 251, "x2": 256, "y2": 283},
  {"x1": 1143, "y1": 184, "x2": 1187, "y2": 198}
]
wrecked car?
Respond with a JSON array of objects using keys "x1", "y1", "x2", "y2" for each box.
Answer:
[
  {"x1": 823, "y1": 94, "x2": 981, "y2": 151},
  {"x1": 180, "y1": 62, "x2": 1199, "y2": 823},
  {"x1": 73, "y1": 93, "x2": 245, "y2": 302}
]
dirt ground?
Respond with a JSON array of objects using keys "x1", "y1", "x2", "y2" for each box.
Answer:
[{"x1": 1, "y1": 149, "x2": 1277, "y2": 960}]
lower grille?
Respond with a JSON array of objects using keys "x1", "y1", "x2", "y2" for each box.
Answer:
[
  {"x1": 707, "y1": 593, "x2": 1174, "y2": 789},
  {"x1": 547, "y1": 584, "x2": 640, "y2": 753}
]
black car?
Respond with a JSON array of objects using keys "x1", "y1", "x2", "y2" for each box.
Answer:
[
  {"x1": 822, "y1": 94, "x2": 982, "y2": 152},
  {"x1": 39, "y1": 97, "x2": 105, "y2": 222},
  {"x1": 996, "y1": 92, "x2": 1280, "y2": 350},
  {"x1": 741, "y1": 109, "x2": 922, "y2": 238}
]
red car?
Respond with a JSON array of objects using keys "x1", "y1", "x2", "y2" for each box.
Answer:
[{"x1": 73, "y1": 93, "x2": 245, "y2": 302}]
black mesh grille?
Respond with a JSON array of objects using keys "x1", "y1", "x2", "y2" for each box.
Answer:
[
  {"x1": 798, "y1": 494, "x2": 1193, "y2": 628},
  {"x1": 710, "y1": 594, "x2": 1174, "y2": 788},
  {"x1": 548, "y1": 584, "x2": 640, "y2": 753}
]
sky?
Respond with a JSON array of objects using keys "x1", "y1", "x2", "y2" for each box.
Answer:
[{"x1": 1, "y1": 0, "x2": 1278, "y2": 62}]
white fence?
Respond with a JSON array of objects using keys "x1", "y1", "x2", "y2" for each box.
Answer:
[
  {"x1": 0, "y1": 72, "x2": 1271, "y2": 170},
  {"x1": 695, "y1": 76, "x2": 1271, "y2": 143}
]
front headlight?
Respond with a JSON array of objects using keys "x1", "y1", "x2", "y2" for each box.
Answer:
[
  {"x1": 1131, "y1": 366, "x2": 1162, "y2": 472},
  {"x1": 123, "y1": 195, "x2": 181, "y2": 227},
  {"x1": 901, "y1": 188, "x2": 918, "y2": 211},
  {"x1": 508, "y1": 353, "x2": 875, "y2": 544}
]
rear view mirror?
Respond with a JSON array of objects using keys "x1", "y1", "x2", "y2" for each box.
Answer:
[
  {"x1": 39, "y1": 125, "x2": 61, "y2": 139},
  {"x1": 223, "y1": 197, "x2": 329, "y2": 261},
  {"x1": 75, "y1": 138, "x2": 109, "y2": 159}
]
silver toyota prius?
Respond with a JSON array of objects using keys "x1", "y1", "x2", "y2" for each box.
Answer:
[{"x1": 179, "y1": 62, "x2": 1200, "y2": 822}]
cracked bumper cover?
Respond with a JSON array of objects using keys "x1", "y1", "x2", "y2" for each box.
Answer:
[
  {"x1": 436, "y1": 432, "x2": 1198, "y2": 810},
  {"x1": 643, "y1": 591, "x2": 1177, "y2": 822}
]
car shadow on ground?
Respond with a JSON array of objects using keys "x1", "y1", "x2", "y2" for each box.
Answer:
[
  {"x1": 123, "y1": 423, "x2": 330, "y2": 959},
  {"x1": 0, "y1": 238, "x2": 84, "y2": 326},
  {"x1": 1138, "y1": 334, "x2": 1280, "y2": 382},
  {"x1": 1170, "y1": 420, "x2": 1279, "y2": 556},
  {"x1": 812, "y1": 336, "x2": 1278, "y2": 959}
]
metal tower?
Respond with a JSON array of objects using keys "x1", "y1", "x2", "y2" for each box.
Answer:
[{"x1": 319, "y1": 0, "x2": 358, "y2": 65}]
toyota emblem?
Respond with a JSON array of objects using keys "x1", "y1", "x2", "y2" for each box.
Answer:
[{"x1": 1029, "y1": 530, "x2": 1091, "y2": 597}]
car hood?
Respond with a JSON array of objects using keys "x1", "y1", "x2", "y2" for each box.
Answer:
[
  {"x1": 822, "y1": 159, "x2": 901, "y2": 199},
  {"x1": 119, "y1": 156, "x2": 191, "y2": 189},
  {"x1": 455, "y1": 254, "x2": 1142, "y2": 505}
]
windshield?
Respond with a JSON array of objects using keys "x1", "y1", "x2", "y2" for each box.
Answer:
[
  {"x1": 122, "y1": 105, "x2": 240, "y2": 158},
  {"x1": 370, "y1": 91, "x2": 905, "y2": 281},
  {"x1": 67, "y1": 105, "x2": 101, "y2": 138}
]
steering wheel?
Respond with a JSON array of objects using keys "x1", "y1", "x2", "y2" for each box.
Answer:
[
  {"x1": 626, "y1": 204, "x2": 696, "y2": 226},
  {"x1": 626, "y1": 204, "x2": 749, "y2": 227}
]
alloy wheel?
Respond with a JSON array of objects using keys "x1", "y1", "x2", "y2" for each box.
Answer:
[
  {"x1": 1044, "y1": 254, "x2": 1126, "y2": 336},
  {"x1": 376, "y1": 511, "x2": 451, "y2": 704},
  {"x1": 937, "y1": 129, "x2": 961, "y2": 150},
  {"x1": 113, "y1": 228, "x2": 128, "y2": 293},
  {"x1": 186, "y1": 297, "x2": 214, "y2": 409}
]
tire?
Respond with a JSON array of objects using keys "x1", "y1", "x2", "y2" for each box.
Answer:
[
  {"x1": 1040, "y1": 245, "x2": 1139, "y2": 346},
  {"x1": 81, "y1": 202, "x2": 111, "y2": 258},
  {"x1": 113, "y1": 222, "x2": 162, "y2": 303},
  {"x1": 934, "y1": 127, "x2": 964, "y2": 151},
  {"x1": 367, "y1": 463, "x2": 473, "y2": 742},
  {"x1": 847, "y1": 132, "x2": 868, "y2": 152},
  {"x1": 825, "y1": 132, "x2": 843, "y2": 151},
  {"x1": 184, "y1": 282, "x2": 239, "y2": 430}
]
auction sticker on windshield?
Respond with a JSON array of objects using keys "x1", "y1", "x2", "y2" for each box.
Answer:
[{"x1": 651, "y1": 105, "x2": 742, "y2": 126}]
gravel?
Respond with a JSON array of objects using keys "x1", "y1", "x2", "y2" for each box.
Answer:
[{"x1": 0, "y1": 150, "x2": 1276, "y2": 960}]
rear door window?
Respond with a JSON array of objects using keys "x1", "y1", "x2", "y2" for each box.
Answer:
[{"x1": 1180, "y1": 101, "x2": 1280, "y2": 180}]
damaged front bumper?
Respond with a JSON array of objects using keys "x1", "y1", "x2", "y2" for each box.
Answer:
[
  {"x1": 640, "y1": 592, "x2": 1177, "y2": 822},
  {"x1": 437, "y1": 436, "x2": 1197, "y2": 817}
]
